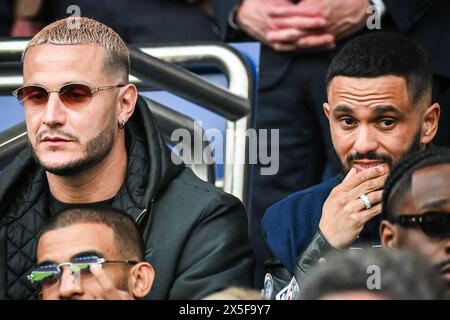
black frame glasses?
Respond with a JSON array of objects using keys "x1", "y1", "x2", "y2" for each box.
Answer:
[
  {"x1": 12, "y1": 83, "x2": 126, "y2": 109},
  {"x1": 388, "y1": 211, "x2": 450, "y2": 238},
  {"x1": 27, "y1": 255, "x2": 138, "y2": 290}
]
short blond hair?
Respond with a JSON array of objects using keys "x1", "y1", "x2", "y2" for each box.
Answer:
[{"x1": 23, "y1": 17, "x2": 129, "y2": 80}]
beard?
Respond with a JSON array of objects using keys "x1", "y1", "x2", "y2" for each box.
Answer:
[
  {"x1": 339, "y1": 129, "x2": 423, "y2": 175},
  {"x1": 32, "y1": 120, "x2": 116, "y2": 177}
]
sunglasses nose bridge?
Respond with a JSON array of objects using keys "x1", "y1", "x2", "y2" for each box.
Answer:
[
  {"x1": 41, "y1": 90, "x2": 69, "y2": 124},
  {"x1": 58, "y1": 263, "x2": 82, "y2": 286},
  {"x1": 58, "y1": 262, "x2": 79, "y2": 274}
]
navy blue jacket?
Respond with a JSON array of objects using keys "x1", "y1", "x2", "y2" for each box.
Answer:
[
  {"x1": 262, "y1": 176, "x2": 340, "y2": 272},
  {"x1": 263, "y1": 175, "x2": 381, "y2": 273}
]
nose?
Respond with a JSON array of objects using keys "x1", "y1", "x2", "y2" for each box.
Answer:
[
  {"x1": 41, "y1": 92, "x2": 67, "y2": 128},
  {"x1": 58, "y1": 266, "x2": 83, "y2": 299},
  {"x1": 352, "y1": 125, "x2": 379, "y2": 156}
]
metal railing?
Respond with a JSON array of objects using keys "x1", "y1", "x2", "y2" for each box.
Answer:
[{"x1": 0, "y1": 40, "x2": 253, "y2": 202}]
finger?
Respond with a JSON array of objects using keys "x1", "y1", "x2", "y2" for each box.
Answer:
[
  {"x1": 342, "y1": 165, "x2": 386, "y2": 191},
  {"x1": 268, "y1": 3, "x2": 322, "y2": 17},
  {"x1": 355, "y1": 190, "x2": 383, "y2": 211},
  {"x1": 343, "y1": 167, "x2": 358, "y2": 182},
  {"x1": 90, "y1": 264, "x2": 123, "y2": 300},
  {"x1": 272, "y1": 16, "x2": 329, "y2": 30},
  {"x1": 350, "y1": 174, "x2": 388, "y2": 198},
  {"x1": 296, "y1": 34, "x2": 335, "y2": 48},
  {"x1": 267, "y1": 28, "x2": 305, "y2": 42},
  {"x1": 363, "y1": 203, "x2": 382, "y2": 221}
]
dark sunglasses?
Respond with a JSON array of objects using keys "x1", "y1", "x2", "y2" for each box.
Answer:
[
  {"x1": 27, "y1": 255, "x2": 138, "y2": 290},
  {"x1": 12, "y1": 83, "x2": 125, "y2": 109},
  {"x1": 389, "y1": 211, "x2": 450, "y2": 239}
]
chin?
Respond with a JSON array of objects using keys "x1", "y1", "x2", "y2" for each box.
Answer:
[
  {"x1": 39, "y1": 156, "x2": 79, "y2": 169},
  {"x1": 39, "y1": 156, "x2": 87, "y2": 176}
]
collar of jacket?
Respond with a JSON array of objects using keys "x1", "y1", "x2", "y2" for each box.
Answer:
[{"x1": 0, "y1": 95, "x2": 185, "y2": 225}]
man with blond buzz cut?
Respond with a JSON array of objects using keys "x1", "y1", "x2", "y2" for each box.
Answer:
[{"x1": 0, "y1": 17, "x2": 254, "y2": 300}]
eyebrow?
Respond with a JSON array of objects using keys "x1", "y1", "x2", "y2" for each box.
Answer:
[
  {"x1": 37, "y1": 250, "x2": 104, "y2": 267},
  {"x1": 372, "y1": 105, "x2": 404, "y2": 118},
  {"x1": 70, "y1": 250, "x2": 104, "y2": 261},
  {"x1": 333, "y1": 105, "x2": 354, "y2": 116},
  {"x1": 332, "y1": 104, "x2": 405, "y2": 119},
  {"x1": 36, "y1": 260, "x2": 57, "y2": 268},
  {"x1": 423, "y1": 199, "x2": 450, "y2": 210}
]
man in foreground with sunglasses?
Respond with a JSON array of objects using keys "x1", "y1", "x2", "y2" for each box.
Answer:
[
  {"x1": 0, "y1": 17, "x2": 255, "y2": 299},
  {"x1": 380, "y1": 148, "x2": 450, "y2": 293},
  {"x1": 30, "y1": 207, "x2": 154, "y2": 300}
]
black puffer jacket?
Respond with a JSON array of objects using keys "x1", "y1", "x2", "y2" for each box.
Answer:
[{"x1": 0, "y1": 97, "x2": 255, "y2": 299}]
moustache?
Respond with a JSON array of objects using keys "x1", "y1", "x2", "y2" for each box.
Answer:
[
  {"x1": 36, "y1": 130, "x2": 79, "y2": 143},
  {"x1": 434, "y1": 259, "x2": 450, "y2": 272},
  {"x1": 346, "y1": 151, "x2": 392, "y2": 163}
]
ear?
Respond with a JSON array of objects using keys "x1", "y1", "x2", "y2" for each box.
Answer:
[
  {"x1": 420, "y1": 103, "x2": 440, "y2": 145},
  {"x1": 380, "y1": 220, "x2": 398, "y2": 250},
  {"x1": 129, "y1": 262, "x2": 154, "y2": 299},
  {"x1": 118, "y1": 84, "x2": 138, "y2": 125},
  {"x1": 323, "y1": 102, "x2": 331, "y2": 120}
]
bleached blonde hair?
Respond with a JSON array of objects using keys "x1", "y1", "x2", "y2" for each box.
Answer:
[{"x1": 23, "y1": 17, "x2": 129, "y2": 81}]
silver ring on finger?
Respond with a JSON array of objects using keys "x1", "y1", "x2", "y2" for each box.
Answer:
[{"x1": 360, "y1": 194, "x2": 372, "y2": 210}]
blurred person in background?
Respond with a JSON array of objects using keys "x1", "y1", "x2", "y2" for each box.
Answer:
[
  {"x1": 300, "y1": 248, "x2": 448, "y2": 300},
  {"x1": 203, "y1": 287, "x2": 264, "y2": 300}
]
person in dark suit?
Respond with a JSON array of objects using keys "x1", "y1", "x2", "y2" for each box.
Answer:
[
  {"x1": 0, "y1": 0, "x2": 14, "y2": 36},
  {"x1": 44, "y1": 0, "x2": 236, "y2": 43}
]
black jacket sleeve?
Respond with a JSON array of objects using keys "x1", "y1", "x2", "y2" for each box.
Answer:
[
  {"x1": 209, "y1": 0, "x2": 241, "y2": 40},
  {"x1": 265, "y1": 230, "x2": 340, "y2": 300},
  {"x1": 168, "y1": 192, "x2": 255, "y2": 299}
]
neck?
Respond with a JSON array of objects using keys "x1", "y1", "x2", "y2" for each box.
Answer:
[{"x1": 46, "y1": 139, "x2": 127, "y2": 204}]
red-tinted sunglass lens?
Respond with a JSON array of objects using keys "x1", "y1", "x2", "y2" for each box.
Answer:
[
  {"x1": 59, "y1": 84, "x2": 92, "y2": 107},
  {"x1": 17, "y1": 86, "x2": 49, "y2": 106}
]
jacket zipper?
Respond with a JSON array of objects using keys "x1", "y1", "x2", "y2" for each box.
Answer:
[
  {"x1": 136, "y1": 208, "x2": 147, "y2": 224},
  {"x1": 136, "y1": 197, "x2": 155, "y2": 243}
]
